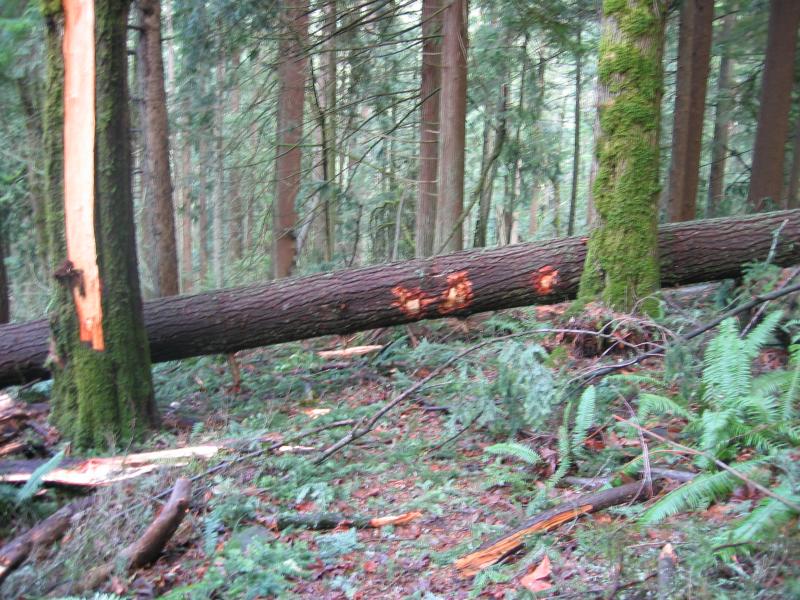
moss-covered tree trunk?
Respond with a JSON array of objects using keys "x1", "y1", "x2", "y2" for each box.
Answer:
[
  {"x1": 42, "y1": 0, "x2": 157, "y2": 449},
  {"x1": 578, "y1": 0, "x2": 667, "y2": 313}
]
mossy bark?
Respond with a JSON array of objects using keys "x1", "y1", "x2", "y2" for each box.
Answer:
[
  {"x1": 578, "y1": 0, "x2": 667, "y2": 313},
  {"x1": 42, "y1": 0, "x2": 157, "y2": 449}
]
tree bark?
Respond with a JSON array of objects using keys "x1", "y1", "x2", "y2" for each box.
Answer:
[
  {"x1": 473, "y1": 85, "x2": 508, "y2": 248},
  {"x1": 666, "y1": 0, "x2": 714, "y2": 222},
  {"x1": 579, "y1": 0, "x2": 667, "y2": 313},
  {"x1": 706, "y1": 9, "x2": 736, "y2": 217},
  {"x1": 139, "y1": 0, "x2": 179, "y2": 296},
  {"x1": 228, "y1": 49, "x2": 244, "y2": 262},
  {"x1": 16, "y1": 79, "x2": 48, "y2": 272},
  {"x1": 4, "y1": 209, "x2": 800, "y2": 388},
  {"x1": 416, "y1": 0, "x2": 442, "y2": 257},
  {"x1": 179, "y1": 117, "x2": 193, "y2": 293},
  {"x1": 198, "y1": 135, "x2": 210, "y2": 283},
  {"x1": 567, "y1": 28, "x2": 582, "y2": 237},
  {"x1": 45, "y1": 0, "x2": 157, "y2": 448},
  {"x1": 748, "y1": 0, "x2": 800, "y2": 212},
  {"x1": 433, "y1": 0, "x2": 468, "y2": 254},
  {"x1": 212, "y1": 54, "x2": 225, "y2": 288},
  {"x1": 273, "y1": 0, "x2": 309, "y2": 278},
  {"x1": 0, "y1": 222, "x2": 8, "y2": 324},
  {"x1": 786, "y1": 109, "x2": 800, "y2": 209}
]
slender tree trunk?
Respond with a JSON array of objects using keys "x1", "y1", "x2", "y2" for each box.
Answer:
[
  {"x1": 228, "y1": 49, "x2": 244, "y2": 262},
  {"x1": 579, "y1": 0, "x2": 667, "y2": 313},
  {"x1": 212, "y1": 55, "x2": 225, "y2": 287},
  {"x1": 473, "y1": 85, "x2": 508, "y2": 247},
  {"x1": 706, "y1": 9, "x2": 736, "y2": 217},
  {"x1": 45, "y1": 0, "x2": 157, "y2": 448},
  {"x1": 323, "y1": 0, "x2": 337, "y2": 263},
  {"x1": 16, "y1": 80, "x2": 48, "y2": 272},
  {"x1": 416, "y1": 0, "x2": 442, "y2": 257},
  {"x1": 787, "y1": 112, "x2": 800, "y2": 209},
  {"x1": 0, "y1": 221, "x2": 8, "y2": 323},
  {"x1": 134, "y1": 37, "x2": 157, "y2": 298},
  {"x1": 273, "y1": 0, "x2": 309, "y2": 278},
  {"x1": 528, "y1": 182, "x2": 539, "y2": 238},
  {"x1": 197, "y1": 136, "x2": 209, "y2": 284},
  {"x1": 567, "y1": 28, "x2": 582, "y2": 236},
  {"x1": 505, "y1": 37, "x2": 529, "y2": 246},
  {"x1": 666, "y1": 0, "x2": 714, "y2": 222},
  {"x1": 139, "y1": 0, "x2": 179, "y2": 295},
  {"x1": 748, "y1": 0, "x2": 800, "y2": 212},
  {"x1": 433, "y1": 0, "x2": 468, "y2": 254},
  {"x1": 179, "y1": 118, "x2": 192, "y2": 292}
]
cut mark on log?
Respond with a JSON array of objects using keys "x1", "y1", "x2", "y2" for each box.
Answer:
[
  {"x1": 392, "y1": 285, "x2": 435, "y2": 317},
  {"x1": 531, "y1": 265, "x2": 559, "y2": 294},
  {"x1": 439, "y1": 271, "x2": 473, "y2": 314},
  {"x1": 63, "y1": 0, "x2": 103, "y2": 351}
]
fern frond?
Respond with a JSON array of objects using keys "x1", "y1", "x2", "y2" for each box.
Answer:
[
  {"x1": 782, "y1": 348, "x2": 800, "y2": 421},
  {"x1": 16, "y1": 449, "x2": 64, "y2": 505},
  {"x1": 742, "y1": 310, "x2": 782, "y2": 358},
  {"x1": 572, "y1": 386, "x2": 596, "y2": 452},
  {"x1": 698, "y1": 409, "x2": 734, "y2": 455},
  {"x1": 546, "y1": 424, "x2": 572, "y2": 489},
  {"x1": 637, "y1": 393, "x2": 690, "y2": 421},
  {"x1": 640, "y1": 459, "x2": 766, "y2": 524},
  {"x1": 703, "y1": 319, "x2": 751, "y2": 405},
  {"x1": 715, "y1": 487, "x2": 800, "y2": 558},
  {"x1": 484, "y1": 442, "x2": 541, "y2": 465}
]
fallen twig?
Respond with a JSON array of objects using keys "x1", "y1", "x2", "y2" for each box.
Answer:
[
  {"x1": 80, "y1": 478, "x2": 192, "y2": 591},
  {"x1": 274, "y1": 510, "x2": 422, "y2": 531},
  {"x1": 0, "y1": 497, "x2": 94, "y2": 585},
  {"x1": 454, "y1": 481, "x2": 661, "y2": 577}
]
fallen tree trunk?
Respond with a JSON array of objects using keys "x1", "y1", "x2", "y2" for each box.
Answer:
[{"x1": 2, "y1": 209, "x2": 799, "y2": 388}]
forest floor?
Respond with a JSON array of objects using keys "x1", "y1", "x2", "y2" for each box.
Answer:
[{"x1": 2, "y1": 277, "x2": 800, "y2": 599}]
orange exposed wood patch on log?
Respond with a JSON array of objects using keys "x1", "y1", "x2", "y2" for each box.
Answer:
[
  {"x1": 63, "y1": 0, "x2": 103, "y2": 351},
  {"x1": 439, "y1": 271, "x2": 473, "y2": 313},
  {"x1": 532, "y1": 265, "x2": 559, "y2": 294}
]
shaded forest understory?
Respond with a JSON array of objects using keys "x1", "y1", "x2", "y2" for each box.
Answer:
[
  {"x1": 3, "y1": 267, "x2": 800, "y2": 598},
  {"x1": 2, "y1": 0, "x2": 800, "y2": 597}
]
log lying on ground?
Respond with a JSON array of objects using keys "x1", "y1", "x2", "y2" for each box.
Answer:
[
  {"x1": 3, "y1": 210, "x2": 800, "y2": 388},
  {"x1": 455, "y1": 481, "x2": 661, "y2": 577},
  {"x1": 0, "y1": 496, "x2": 94, "y2": 585},
  {"x1": 80, "y1": 478, "x2": 192, "y2": 591}
]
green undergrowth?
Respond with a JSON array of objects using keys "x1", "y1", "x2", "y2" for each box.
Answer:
[{"x1": 4, "y1": 279, "x2": 800, "y2": 598}]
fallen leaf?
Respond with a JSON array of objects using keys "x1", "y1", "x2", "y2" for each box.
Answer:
[{"x1": 520, "y1": 555, "x2": 553, "y2": 593}]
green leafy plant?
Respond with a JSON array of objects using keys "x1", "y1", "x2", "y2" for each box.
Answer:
[{"x1": 633, "y1": 314, "x2": 799, "y2": 554}]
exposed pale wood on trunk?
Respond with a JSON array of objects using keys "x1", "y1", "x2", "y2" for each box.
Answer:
[{"x1": 63, "y1": 0, "x2": 103, "y2": 350}]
